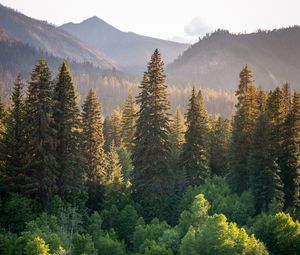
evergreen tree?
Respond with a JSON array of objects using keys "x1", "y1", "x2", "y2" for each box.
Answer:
[
  {"x1": 281, "y1": 91, "x2": 300, "y2": 209},
  {"x1": 111, "y1": 108, "x2": 123, "y2": 147},
  {"x1": 53, "y1": 61, "x2": 83, "y2": 196},
  {"x1": 105, "y1": 141, "x2": 123, "y2": 184},
  {"x1": 266, "y1": 87, "x2": 289, "y2": 162},
  {"x1": 229, "y1": 64, "x2": 259, "y2": 193},
  {"x1": 132, "y1": 49, "x2": 173, "y2": 221},
  {"x1": 209, "y1": 115, "x2": 231, "y2": 176},
  {"x1": 121, "y1": 91, "x2": 137, "y2": 153},
  {"x1": 180, "y1": 88, "x2": 210, "y2": 186},
  {"x1": 103, "y1": 116, "x2": 113, "y2": 152},
  {"x1": 103, "y1": 109, "x2": 123, "y2": 151},
  {"x1": 2, "y1": 75, "x2": 27, "y2": 193},
  {"x1": 82, "y1": 89, "x2": 106, "y2": 187},
  {"x1": 25, "y1": 58, "x2": 57, "y2": 199},
  {"x1": 170, "y1": 107, "x2": 185, "y2": 155},
  {"x1": 248, "y1": 89, "x2": 284, "y2": 212}
]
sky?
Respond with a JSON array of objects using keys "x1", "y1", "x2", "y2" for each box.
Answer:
[{"x1": 1, "y1": 0, "x2": 300, "y2": 43}]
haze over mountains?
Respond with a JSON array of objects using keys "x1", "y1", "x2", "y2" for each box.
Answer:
[
  {"x1": 167, "y1": 28, "x2": 300, "y2": 90},
  {"x1": 1, "y1": 2, "x2": 300, "y2": 116},
  {"x1": 60, "y1": 16, "x2": 189, "y2": 74},
  {"x1": 0, "y1": 4, "x2": 116, "y2": 69}
]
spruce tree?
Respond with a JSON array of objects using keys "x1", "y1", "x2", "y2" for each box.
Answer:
[
  {"x1": 248, "y1": 89, "x2": 284, "y2": 212},
  {"x1": 53, "y1": 61, "x2": 83, "y2": 196},
  {"x1": 266, "y1": 87, "x2": 289, "y2": 162},
  {"x1": 103, "y1": 109, "x2": 123, "y2": 151},
  {"x1": 111, "y1": 108, "x2": 123, "y2": 147},
  {"x1": 282, "y1": 91, "x2": 300, "y2": 209},
  {"x1": 180, "y1": 88, "x2": 210, "y2": 186},
  {"x1": 132, "y1": 49, "x2": 173, "y2": 221},
  {"x1": 25, "y1": 58, "x2": 57, "y2": 198},
  {"x1": 2, "y1": 75, "x2": 27, "y2": 193},
  {"x1": 121, "y1": 91, "x2": 137, "y2": 153},
  {"x1": 229, "y1": 64, "x2": 259, "y2": 193},
  {"x1": 103, "y1": 116, "x2": 113, "y2": 152},
  {"x1": 209, "y1": 115, "x2": 231, "y2": 176},
  {"x1": 170, "y1": 107, "x2": 186, "y2": 155},
  {"x1": 82, "y1": 89, "x2": 106, "y2": 187},
  {"x1": 105, "y1": 141, "x2": 123, "y2": 184}
]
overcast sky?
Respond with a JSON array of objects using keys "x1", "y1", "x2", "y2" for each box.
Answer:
[{"x1": 1, "y1": 0, "x2": 300, "y2": 43}]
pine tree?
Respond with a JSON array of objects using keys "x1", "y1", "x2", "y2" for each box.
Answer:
[
  {"x1": 180, "y1": 88, "x2": 210, "y2": 186},
  {"x1": 248, "y1": 89, "x2": 284, "y2": 212},
  {"x1": 209, "y1": 115, "x2": 231, "y2": 176},
  {"x1": 121, "y1": 91, "x2": 137, "y2": 153},
  {"x1": 229, "y1": 64, "x2": 259, "y2": 193},
  {"x1": 53, "y1": 61, "x2": 83, "y2": 196},
  {"x1": 281, "y1": 91, "x2": 300, "y2": 209},
  {"x1": 82, "y1": 89, "x2": 106, "y2": 187},
  {"x1": 111, "y1": 108, "x2": 123, "y2": 147},
  {"x1": 132, "y1": 49, "x2": 173, "y2": 221},
  {"x1": 103, "y1": 109, "x2": 123, "y2": 151},
  {"x1": 25, "y1": 58, "x2": 57, "y2": 198},
  {"x1": 1, "y1": 75, "x2": 27, "y2": 193},
  {"x1": 170, "y1": 107, "x2": 186, "y2": 155},
  {"x1": 105, "y1": 141, "x2": 123, "y2": 184},
  {"x1": 103, "y1": 116, "x2": 113, "y2": 152},
  {"x1": 266, "y1": 87, "x2": 289, "y2": 162}
]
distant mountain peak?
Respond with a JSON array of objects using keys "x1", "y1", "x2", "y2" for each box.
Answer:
[{"x1": 60, "y1": 18, "x2": 188, "y2": 74}]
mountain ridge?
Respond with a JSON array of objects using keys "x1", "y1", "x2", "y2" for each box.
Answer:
[
  {"x1": 60, "y1": 17, "x2": 189, "y2": 74},
  {"x1": 166, "y1": 27, "x2": 300, "y2": 90},
  {"x1": 0, "y1": 4, "x2": 117, "y2": 69}
]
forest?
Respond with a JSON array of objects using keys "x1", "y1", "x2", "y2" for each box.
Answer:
[{"x1": 0, "y1": 49, "x2": 299, "y2": 255}]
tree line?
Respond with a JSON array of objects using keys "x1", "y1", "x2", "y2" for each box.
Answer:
[{"x1": 0, "y1": 50, "x2": 299, "y2": 254}]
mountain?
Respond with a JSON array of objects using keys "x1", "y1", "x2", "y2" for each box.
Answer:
[
  {"x1": 0, "y1": 4, "x2": 116, "y2": 69},
  {"x1": 166, "y1": 28, "x2": 300, "y2": 90},
  {"x1": 60, "y1": 16, "x2": 188, "y2": 74}
]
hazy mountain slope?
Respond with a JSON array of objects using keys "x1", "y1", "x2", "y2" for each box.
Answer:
[
  {"x1": 60, "y1": 17, "x2": 188, "y2": 74},
  {"x1": 0, "y1": 4, "x2": 116, "y2": 69},
  {"x1": 166, "y1": 28, "x2": 300, "y2": 90}
]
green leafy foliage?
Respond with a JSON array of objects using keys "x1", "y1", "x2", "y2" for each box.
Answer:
[{"x1": 252, "y1": 212, "x2": 300, "y2": 255}]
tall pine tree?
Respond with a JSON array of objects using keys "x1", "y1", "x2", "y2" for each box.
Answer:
[
  {"x1": 105, "y1": 141, "x2": 123, "y2": 184},
  {"x1": 121, "y1": 91, "x2": 137, "y2": 153},
  {"x1": 229, "y1": 64, "x2": 259, "y2": 193},
  {"x1": 248, "y1": 89, "x2": 284, "y2": 212},
  {"x1": 132, "y1": 49, "x2": 173, "y2": 221},
  {"x1": 25, "y1": 58, "x2": 57, "y2": 199},
  {"x1": 170, "y1": 107, "x2": 186, "y2": 156},
  {"x1": 180, "y1": 88, "x2": 210, "y2": 186},
  {"x1": 2, "y1": 75, "x2": 27, "y2": 193},
  {"x1": 209, "y1": 115, "x2": 231, "y2": 177},
  {"x1": 82, "y1": 89, "x2": 106, "y2": 187},
  {"x1": 53, "y1": 61, "x2": 83, "y2": 197},
  {"x1": 281, "y1": 91, "x2": 300, "y2": 209}
]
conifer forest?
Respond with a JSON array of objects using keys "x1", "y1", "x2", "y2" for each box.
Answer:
[{"x1": 0, "y1": 48, "x2": 300, "y2": 255}]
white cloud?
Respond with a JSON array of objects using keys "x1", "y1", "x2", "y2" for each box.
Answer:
[{"x1": 184, "y1": 16, "x2": 213, "y2": 37}]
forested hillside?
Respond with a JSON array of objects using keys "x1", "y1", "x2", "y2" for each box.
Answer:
[
  {"x1": 0, "y1": 4, "x2": 115, "y2": 69},
  {"x1": 167, "y1": 27, "x2": 300, "y2": 90},
  {"x1": 0, "y1": 34, "x2": 235, "y2": 116},
  {"x1": 0, "y1": 50, "x2": 300, "y2": 255}
]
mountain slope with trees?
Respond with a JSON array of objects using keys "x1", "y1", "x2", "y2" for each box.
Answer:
[
  {"x1": 167, "y1": 27, "x2": 300, "y2": 90},
  {"x1": 0, "y1": 4, "x2": 115, "y2": 69}
]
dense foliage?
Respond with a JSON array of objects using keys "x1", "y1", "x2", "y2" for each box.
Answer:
[{"x1": 0, "y1": 51, "x2": 300, "y2": 254}]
